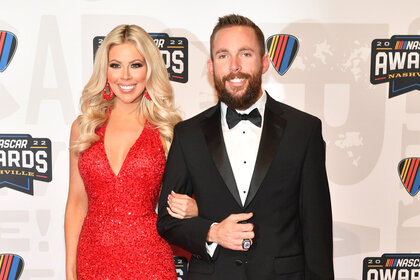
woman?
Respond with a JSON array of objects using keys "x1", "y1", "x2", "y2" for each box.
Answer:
[{"x1": 65, "y1": 24, "x2": 197, "y2": 279}]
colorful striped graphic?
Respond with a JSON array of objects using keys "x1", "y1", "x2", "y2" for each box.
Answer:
[
  {"x1": 266, "y1": 34, "x2": 299, "y2": 75},
  {"x1": 398, "y1": 157, "x2": 420, "y2": 196},
  {"x1": 394, "y1": 40, "x2": 411, "y2": 50},
  {"x1": 0, "y1": 31, "x2": 17, "y2": 72},
  {"x1": 385, "y1": 258, "x2": 397, "y2": 267},
  {"x1": 0, "y1": 254, "x2": 24, "y2": 280}
]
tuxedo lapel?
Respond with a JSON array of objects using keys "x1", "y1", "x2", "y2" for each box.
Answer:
[
  {"x1": 244, "y1": 94, "x2": 286, "y2": 208},
  {"x1": 200, "y1": 104, "x2": 243, "y2": 208}
]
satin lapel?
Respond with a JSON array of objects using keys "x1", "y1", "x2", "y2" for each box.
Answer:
[
  {"x1": 201, "y1": 104, "x2": 243, "y2": 208},
  {"x1": 244, "y1": 95, "x2": 286, "y2": 208}
]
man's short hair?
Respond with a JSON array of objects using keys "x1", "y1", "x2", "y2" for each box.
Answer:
[{"x1": 210, "y1": 14, "x2": 266, "y2": 60}]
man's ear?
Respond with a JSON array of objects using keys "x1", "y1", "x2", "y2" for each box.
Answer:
[
  {"x1": 262, "y1": 54, "x2": 270, "y2": 74},
  {"x1": 207, "y1": 58, "x2": 214, "y2": 74}
]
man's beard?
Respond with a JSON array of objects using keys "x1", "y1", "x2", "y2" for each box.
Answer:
[{"x1": 214, "y1": 70, "x2": 262, "y2": 110}]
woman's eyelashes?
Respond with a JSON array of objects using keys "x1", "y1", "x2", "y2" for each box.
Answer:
[
  {"x1": 131, "y1": 63, "x2": 143, "y2": 68},
  {"x1": 109, "y1": 63, "x2": 120, "y2": 68},
  {"x1": 108, "y1": 62, "x2": 143, "y2": 68}
]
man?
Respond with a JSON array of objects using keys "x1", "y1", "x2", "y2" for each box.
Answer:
[{"x1": 157, "y1": 14, "x2": 334, "y2": 279}]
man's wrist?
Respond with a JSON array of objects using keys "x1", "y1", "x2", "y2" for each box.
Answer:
[{"x1": 206, "y1": 222, "x2": 218, "y2": 243}]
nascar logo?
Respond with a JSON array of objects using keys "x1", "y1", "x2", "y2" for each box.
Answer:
[
  {"x1": 0, "y1": 31, "x2": 17, "y2": 72},
  {"x1": 364, "y1": 254, "x2": 420, "y2": 280},
  {"x1": 398, "y1": 157, "x2": 420, "y2": 196},
  {"x1": 394, "y1": 40, "x2": 420, "y2": 50},
  {"x1": 370, "y1": 35, "x2": 420, "y2": 98},
  {"x1": 0, "y1": 134, "x2": 52, "y2": 195},
  {"x1": 0, "y1": 254, "x2": 24, "y2": 280},
  {"x1": 174, "y1": 256, "x2": 187, "y2": 280},
  {"x1": 266, "y1": 34, "x2": 299, "y2": 75},
  {"x1": 150, "y1": 33, "x2": 188, "y2": 83}
]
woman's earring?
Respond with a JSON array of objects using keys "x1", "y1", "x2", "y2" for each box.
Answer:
[
  {"x1": 144, "y1": 88, "x2": 151, "y2": 101},
  {"x1": 103, "y1": 80, "x2": 114, "y2": 100}
]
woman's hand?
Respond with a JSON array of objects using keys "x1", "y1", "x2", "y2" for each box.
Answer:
[{"x1": 167, "y1": 191, "x2": 198, "y2": 219}]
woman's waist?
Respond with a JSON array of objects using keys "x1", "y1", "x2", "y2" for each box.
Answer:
[
  {"x1": 80, "y1": 214, "x2": 161, "y2": 241},
  {"x1": 84, "y1": 208, "x2": 157, "y2": 223}
]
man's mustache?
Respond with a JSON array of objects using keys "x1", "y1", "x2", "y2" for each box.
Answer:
[{"x1": 221, "y1": 72, "x2": 251, "y2": 83}]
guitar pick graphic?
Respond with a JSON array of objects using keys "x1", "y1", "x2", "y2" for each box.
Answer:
[
  {"x1": 397, "y1": 157, "x2": 420, "y2": 196},
  {"x1": 0, "y1": 254, "x2": 24, "y2": 280},
  {"x1": 0, "y1": 31, "x2": 18, "y2": 72},
  {"x1": 266, "y1": 34, "x2": 299, "y2": 75}
]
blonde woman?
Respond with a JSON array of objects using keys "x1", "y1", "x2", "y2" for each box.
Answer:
[{"x1": 65, "y1": 24, "x2": 197, "y2": 279}]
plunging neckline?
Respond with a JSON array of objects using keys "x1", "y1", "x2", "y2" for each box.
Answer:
[{"x1": 102, "y1": 118, "x2": 147, "y2": 177}]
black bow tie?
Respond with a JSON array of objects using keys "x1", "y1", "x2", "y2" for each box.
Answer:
[{"x1": 226, "y1": 107, "x2": 262, "y2": 129}]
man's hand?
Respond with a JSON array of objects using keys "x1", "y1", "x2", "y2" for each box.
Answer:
[{"x1": 206, "y1": 212, "x2": 254, "y2": 251}]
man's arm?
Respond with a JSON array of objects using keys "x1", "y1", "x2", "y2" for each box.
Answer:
[
  {"x1": 300, "y1": 119, "x2": 334, "y2": 279},
  {"x1": 157, "y1": 125, "x2": 256, "y2": 261},
  {"x1": 157, "y1": 125, "x2": 214, "y2": 261}
]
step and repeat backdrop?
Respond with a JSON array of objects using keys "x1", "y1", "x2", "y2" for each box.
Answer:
[{"x1": 1, "y1": 0, "x2": 420, "y2": 279}]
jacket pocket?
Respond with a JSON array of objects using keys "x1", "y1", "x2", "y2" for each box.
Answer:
[{"x1": 274, "y1": 254, "x2": 304, "y2": 274}]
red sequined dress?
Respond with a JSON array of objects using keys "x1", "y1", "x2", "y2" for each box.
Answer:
[{"x1": 76, "y1": 120, "x2": 176, "y2": 279}]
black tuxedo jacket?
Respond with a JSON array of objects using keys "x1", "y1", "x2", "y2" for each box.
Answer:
[{"x1": 157, "y1": 94, "x2": 334, "y2": 280}]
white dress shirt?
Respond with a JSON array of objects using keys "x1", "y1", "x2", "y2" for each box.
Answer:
[{"x1": 206, "y1": 91, "x2": 267, "y2": 256}]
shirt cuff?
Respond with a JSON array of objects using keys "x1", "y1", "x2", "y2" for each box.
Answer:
[
  {"x1": 205, "y1": 223, "x2": 218, "y2": 257},
  {"x1": 206, "y1": 241, "x2": 218, "y2": 257}
]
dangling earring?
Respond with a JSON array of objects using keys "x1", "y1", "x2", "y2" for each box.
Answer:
[
  {"x1": 103, "y1": 80, "x2": 114, "y2": 100},
  {"x1": 144, "y1": 88, "x2": 151, "y2": 100}
]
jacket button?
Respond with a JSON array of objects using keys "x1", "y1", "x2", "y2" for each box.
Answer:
[{"x1": 235, "y1": 259, "x2": 243, "y2": 266}]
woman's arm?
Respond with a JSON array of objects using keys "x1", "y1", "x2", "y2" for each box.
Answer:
[
  {"x1": 160, "y1": 133, "x2": 198, "y2": 219},
  {"x1": 64, "y1": 120, "x2": 88, "y2": 280}
]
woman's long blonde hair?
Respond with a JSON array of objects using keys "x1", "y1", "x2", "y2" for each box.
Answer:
[{"x1": 71, "y1": 24, "x2": 181, "y2": 155}]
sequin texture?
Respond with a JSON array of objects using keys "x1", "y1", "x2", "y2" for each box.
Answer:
[{"x1": 77, "y1": 120, "x2": 176, "y2": 279}]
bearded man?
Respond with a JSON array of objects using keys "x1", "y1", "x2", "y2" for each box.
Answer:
[{"x1": 157, "y1": 14, "x2": 334, "y2": 280}]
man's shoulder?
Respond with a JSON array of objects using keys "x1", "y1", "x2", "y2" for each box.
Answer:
[
  {"x1": 267, "y1": 94, "x2": 321, "y2": 125},
  {"x1": 174, "y1": 103, "x2": 219, "y2": 132}
]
